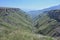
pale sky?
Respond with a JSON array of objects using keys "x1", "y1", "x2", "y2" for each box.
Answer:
[{"x1": 0, "y1": 0, "x2": 60, "y2": 11}]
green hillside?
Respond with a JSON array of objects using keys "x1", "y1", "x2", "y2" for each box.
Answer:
[
  {"x1": 34, "y1": 10, "x2": 60, "y2": 40},
  {"x1": 0, "y1": 8, "x2": 55, "y2": 40}
]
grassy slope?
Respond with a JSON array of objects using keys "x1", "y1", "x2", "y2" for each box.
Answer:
[
  {"x1": 34, "y1": 10, "x2": 60, "y2": 40},
  {"x1": 0, "y1": 8, "x2": 55, "y2": 40}
]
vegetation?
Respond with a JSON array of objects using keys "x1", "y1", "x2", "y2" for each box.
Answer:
[
  {"x1": 0, "y1": 8, "x2": 57, "y2": 40},
  {"x1": 34, "y1": 10, "x2": 60, "y2": 40}
]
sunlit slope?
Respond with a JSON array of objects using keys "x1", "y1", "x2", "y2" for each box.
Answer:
[{"x1": 0, "y1": 8, "x2": 33, "y2": 38}]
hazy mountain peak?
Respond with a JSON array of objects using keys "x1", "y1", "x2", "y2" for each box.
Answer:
[{"x1": 28, "y1": 5, "x2": 60, "y2": 18}]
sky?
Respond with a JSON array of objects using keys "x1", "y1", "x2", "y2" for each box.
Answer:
[{"x1": 0, "y1": 0, "x2": 60, "y2": 11}]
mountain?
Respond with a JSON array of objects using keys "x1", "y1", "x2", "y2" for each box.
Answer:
[
  {"x1": 0, "y1": 7, "x2": 55, "y2": 40},
  {"x1": 28, "y1": 5, "x2": 60, "y2": 18},
  {"x1": 34, "y1": 9, "x2": 60, "y2": 40},
  {"x1": 28, "y1": 10, "x2": 43, "y2": 18},
  {"x1": 0, "y1": 7, "x2": 33, "y2": 40}
]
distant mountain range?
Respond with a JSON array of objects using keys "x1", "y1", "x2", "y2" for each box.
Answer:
[{"x1": 28, "y1": 5, "x2": 60, "y2": 18}]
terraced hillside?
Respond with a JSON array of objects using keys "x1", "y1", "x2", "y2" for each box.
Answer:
[
  {"x1": 0, "y1": 8, "x2": 55, "y2": 40},
  {"x1": 34, "y1": 10, "x2": 60, "y2": 40}
]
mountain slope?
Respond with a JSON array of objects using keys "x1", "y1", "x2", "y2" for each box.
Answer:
[
  {"x1": 0, "y1": 8, "x2": 33, "y2": 40},
  {"x1": 0, "y1": 7, "x2": 55, "y2": 40},
  {"x1": 34, "y1": 10, "x2": 60, "y2": 40}
]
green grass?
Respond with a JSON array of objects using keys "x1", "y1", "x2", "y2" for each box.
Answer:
[
  {"x1": 0, "y1": 8, "x2": 56, "y2": 40},
  {"x1": 34, "y1": 12, "x2": 59, "y2": 38},
  {"x1": 0, "y1": 29, "x2": 55, "y2": 40}
]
